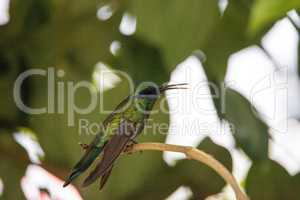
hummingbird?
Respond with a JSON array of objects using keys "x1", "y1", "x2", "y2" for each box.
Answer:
[{"x1": 63, "y1": 83, "x2": 187, "y2": 189}]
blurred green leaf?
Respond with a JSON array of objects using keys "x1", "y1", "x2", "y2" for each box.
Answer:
[
  {"x1": 0, "y1": 162, "x2": 25, "y2": 200},
  {"x1": 110, "y1": 36, "x2": 169, "y2": 85},
  {"x1": 0, "y1": 52, "x2": 20, "y2": 122},
  {"x1": 126, "y1": 0, "x2": 220, "y2": 70},
  {"x1": 250, "y1": 0, "x2": 300, "y2": 34},
  {"x1": 0, "y1": 0, "x2": 32, "y2": 41},
  {"x1": 198, "y1": 0, "x2": 266, "y2": 124},
  {"x1": 24, "y1": 8, "x2": 121, "y2": 80},
  {"x1": 0, "y1": 134, "x2": 28, "y2": 199},
  {"x1": 0, "y1": 0, "x2": 122, "y2": 80},
  {"x1": 246, "y1": 160, "x2": 297, "y2": 200},
  {"x1": 224, "y1": 89, "x2": 268, "y2": 161},
  {"x1": 202, "y1": 0, "x2": 256, "y2": 82},
  {"x1": 292, "y1": 172, "x2": 300, "y2": 193}
]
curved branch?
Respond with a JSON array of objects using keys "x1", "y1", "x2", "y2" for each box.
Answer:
[{"x1": 126, "y1": 142, "x2": 249, "y2": 200}]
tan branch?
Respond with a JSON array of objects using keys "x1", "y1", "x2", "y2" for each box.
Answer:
[{"x1": 126, "y1": 142, "x2": 249, "y2": 200}]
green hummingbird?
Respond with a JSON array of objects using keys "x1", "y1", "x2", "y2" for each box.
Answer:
[{"x1": 63, "y1": 83, "x2": 187, "y2": 189}]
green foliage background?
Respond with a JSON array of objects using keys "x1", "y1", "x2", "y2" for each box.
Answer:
[{"x1": 0, "y1": 0, "x2": 300, "y2": 199}]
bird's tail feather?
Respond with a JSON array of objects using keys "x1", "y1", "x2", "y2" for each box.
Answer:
[
  {"x1": 63, "y1": 146, "x2": 103, "y2": 187},
  {"x1": 99, "y1": 164, "x2": 114, "y2": 190}
]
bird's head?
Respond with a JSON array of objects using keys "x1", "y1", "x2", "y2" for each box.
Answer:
[
  {"x1": 134, "y1": 83, "x2": 187, "y2": 112},
  {"x1": 136, "y1": 83, "x2": 187, "y2": 99}
]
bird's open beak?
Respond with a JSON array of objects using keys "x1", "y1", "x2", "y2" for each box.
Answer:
[{"x1": 159, "y1": 83, "x2": 188, "y2": 93}]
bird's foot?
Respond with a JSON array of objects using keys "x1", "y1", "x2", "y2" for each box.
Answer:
[
  {"x1": 124, "y1": 143, "x2": 135, "y2": 154},
  {"x1": 131, "y1": 140, "x2": 143, "y2": 154},
  {"x1": 124, "y1": 140, "x2": 143, "y2": 155},
  {"x1": 79, "y1": 143, "x2": 89, "y2": 150},
  {"x1": 130, "y1": 139, "x2": 138, "y2": 144}
]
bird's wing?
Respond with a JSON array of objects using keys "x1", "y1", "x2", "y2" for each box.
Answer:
[
  {"x1": 102, "y1": 96, "x2": 130, "y2": 127},
  {"x1": 82, "y1": 120, "x2": 140, "y2": 187},
  {"x1": 99, "y1": 164, "x2": 114, "y2": 190}
]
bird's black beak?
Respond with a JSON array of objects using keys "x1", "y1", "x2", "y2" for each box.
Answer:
[{"x1": 159, "y1": 83, "x2": 188, "y2": 93}]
